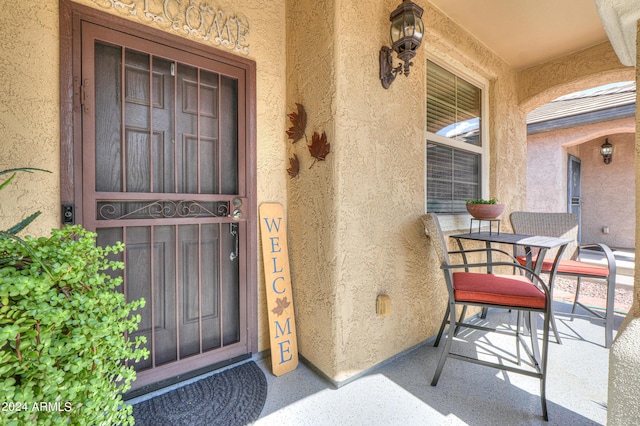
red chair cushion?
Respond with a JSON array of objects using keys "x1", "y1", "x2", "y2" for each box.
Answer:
[
  {"x1": 453, "y1": 272, "x2": 546, "y2": 309},
  {"x1": 516, "y1": 256, "x2": 609, "y2": 277}
]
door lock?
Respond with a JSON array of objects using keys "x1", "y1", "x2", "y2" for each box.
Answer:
[{"x1": 230, "y1": 197, "x2": 243, "y2": 220}]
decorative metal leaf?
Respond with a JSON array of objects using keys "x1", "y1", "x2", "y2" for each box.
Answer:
[
  {"x1": 308, "y1": 131, "x2": 330, "y2": 168},
  {"x1": 272, "y1": 296, "x2": 291, "y2": 316},
  {"x1": 286, "y1": 103, "x2": 307, "y2": 143},
  {"x1": 286, "y1": 154, "x2": 300, "y2": 178}
]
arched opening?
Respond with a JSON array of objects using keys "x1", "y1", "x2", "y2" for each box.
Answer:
[{"x1": 524, "y1": 80, "x2": 636, "y2": 315}]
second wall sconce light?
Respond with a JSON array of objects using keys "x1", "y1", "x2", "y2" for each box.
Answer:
[
  {"x1": 380, "y1": 0, "x2": 424, "y2": 89},
  {"x1": 600, "y1": 138, "x2": 613, "y2": 164}
]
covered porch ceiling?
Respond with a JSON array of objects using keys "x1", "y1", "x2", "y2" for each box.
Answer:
[{"x1": 427, "y1": 0, "x2": 609, "y2": 70}]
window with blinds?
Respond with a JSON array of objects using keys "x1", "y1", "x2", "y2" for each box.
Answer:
[
  {"x1": 426, "y1": 142, "x2": 480, "y2": 213},
  {"x1": 426, "y1": 60, "x2": 483, "y2": 214},
  {"x1": 427, "y1": 61, "x2": 481, "y2": 145}
]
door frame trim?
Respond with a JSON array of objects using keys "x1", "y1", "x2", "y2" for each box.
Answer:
[{"x1": 59, "y1": 0, "x2": 258, "y2": 362}]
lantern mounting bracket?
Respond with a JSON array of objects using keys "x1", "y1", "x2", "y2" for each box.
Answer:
[{"x1": 380, "y1": 46, "x2": 404, "y2": 89}]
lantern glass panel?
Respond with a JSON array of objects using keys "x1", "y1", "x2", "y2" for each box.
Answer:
[
  {"x1": 414, "y1": 17, "x2": 424, "y2": 41},
  {"x1": 390, "y1": 15, "x2": 406, "y2": 43}
]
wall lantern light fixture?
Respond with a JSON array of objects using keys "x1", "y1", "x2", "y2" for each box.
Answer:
[
  {"x1": 379, "y1": 0, "x2": 424, "y2": 89},
  {"x1": 600, "y1": 138, "x2": 613, "y2": 164}
]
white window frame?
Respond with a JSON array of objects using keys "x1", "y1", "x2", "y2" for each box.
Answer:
[{"x1": 424, "y1": 54, "x2": 490, "y2": 232}]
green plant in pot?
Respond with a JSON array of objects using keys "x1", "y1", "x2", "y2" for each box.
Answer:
[
  {"x1": 0, "y1": 168, "x2": 148, "y2": 425},
  {"x1": 465, "y1": 197, "x2": 505, "y2": 219}
]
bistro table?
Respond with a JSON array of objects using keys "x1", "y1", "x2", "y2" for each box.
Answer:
[
  {"x1": 449, "y1": 231, "x2": 573, "y2": 348},
  {"x1": 450, "y1": 232, "x2": 572, "y2": 274}
]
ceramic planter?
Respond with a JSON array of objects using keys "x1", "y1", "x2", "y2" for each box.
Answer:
[{"x1": 466, "y1": 203, "x2": 505, "y2": 220}]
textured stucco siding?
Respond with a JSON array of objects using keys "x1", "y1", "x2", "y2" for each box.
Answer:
[
  {"x1": 285, "y1": 0, "x2": 340, "y2": 378},
  {"x1": 285, "y1": 0, "x2": 524, "y2": 382},
  {"x1": 0, "y1": 2, "x2": 60, "y2": 237},
  {"x1": 579, "y1": 134, "x2": 635, "y2": 248},
  {"x1": 606, "y1": 20, "x2": 640, "y2": 425}
]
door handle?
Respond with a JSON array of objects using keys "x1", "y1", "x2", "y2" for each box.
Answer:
[{"x1": 229, "y1": 223, "x2": 239, "y2": 261}]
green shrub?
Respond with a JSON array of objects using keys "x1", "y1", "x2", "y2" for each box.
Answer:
[
  {"x1": 0, "y1": 226, "x2": 148, "y2": 425},
  {"x1": 0, "y1": 169, "x2": 148, "y2": 425}
]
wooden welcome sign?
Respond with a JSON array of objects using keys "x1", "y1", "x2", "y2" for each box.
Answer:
[{"x1": 259, "y1": 203, "x2": 299, "y2": 376}]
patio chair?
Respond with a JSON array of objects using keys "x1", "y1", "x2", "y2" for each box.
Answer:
[
  {"x1": 421, "y1": 213, "x2": 552, "y2": 421},
  {"x1": 509, "y1": 212, "x2": 616, "y2": 348}
]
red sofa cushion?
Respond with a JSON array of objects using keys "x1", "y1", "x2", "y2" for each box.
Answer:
[
  {"x1": 516, "y1": 256, "x2": 609, "y2": 277},
  {"x1": 452, "y1": 272, "x2": 546, "y2": 309}
]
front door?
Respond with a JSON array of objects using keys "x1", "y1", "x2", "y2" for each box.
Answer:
[
  {"x1": 61, "y1": 3, "x2": 257, "y2": 393},
  {"x1": 568, "y1": 154, "x2": 582, "y2": 243}
]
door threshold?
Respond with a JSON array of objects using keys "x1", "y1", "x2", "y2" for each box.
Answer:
[{"x1": 124, "y1": 353, "x2": 252, "y2": 402}]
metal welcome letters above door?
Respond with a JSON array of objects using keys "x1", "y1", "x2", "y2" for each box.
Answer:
[
  {"x1": 84, "y1": 0, "x2": 251, "y2": 55},
  {"x1": 59, "y1": 1, "x2": 257, "y2": 393}
]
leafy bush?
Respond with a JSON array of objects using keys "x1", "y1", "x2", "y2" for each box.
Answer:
[
  {"x1": 0, "y1": 226, "x2": 148, "y2": 425},
  {"x1": 0, "y1": 169, "x2": 148, "y2": 425}
]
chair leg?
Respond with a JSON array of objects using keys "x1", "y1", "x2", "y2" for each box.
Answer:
[
  {"x1": 547, "y1": 279, "x2": 562, "y2": 344},
  {"x1": 604, "y1": 275, "x2": 615, "y2": 348},
  {"x1": 432, "y1": 302, "x2": 456, "y2": 386},
  {"x1": 515, "y1": 311, "x2": 522, "y2": 365},
  {"x1": 540, "y1": 310, "x2": 550, "y2": 421},
  {"x1": 528, "y1": 310, "x2": 550, "y2": 421},
  {"x1": 572, "y1": 277, "x2": 582, "y2": 314},
  {"x1": 454, "y1": 305, "x2": 468, "y2": 336},
  {"x1": 549, "y1": 310, "x2": 562, "y2": 345},
  {"x1": 527, "y1": 312, "x2": 541, "y2": 366},
  {"x1": 434, "y1": 304, "x2": 450, "y2": 347}
]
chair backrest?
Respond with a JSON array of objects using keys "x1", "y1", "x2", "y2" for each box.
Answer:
[
  {"x1": 421, "y1": 213, "x2": 451, "y2": 266},
  {"x1": 510, "y1": 211, "x2": 579, "y2": 259}
]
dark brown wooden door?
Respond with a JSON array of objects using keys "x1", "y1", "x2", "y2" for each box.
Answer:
[{"x1": 76, "y1": 20, "x2": 255, "y2": 391}]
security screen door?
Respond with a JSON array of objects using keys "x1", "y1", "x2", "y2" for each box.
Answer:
[
  {"x1": 77, "y1": 20, "x2": 255, "y2": 391},
  {"x1": 568, "y1": 155, "x2": 582, "y2": 243}
]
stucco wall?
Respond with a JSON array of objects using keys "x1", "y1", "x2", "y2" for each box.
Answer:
[
  {"x1": 0, "y1": 2, "x2": 60, "y2": 237},
  {"x1": 284, "y1": 0, "x2": 526, "y2": 383},
  {"x1": 579, "y1": 134, "x2": 635, "y2": 248},
  {"x1": 518, "y1": 42, "x2": 634, "y2": 110},
  {"x1": 526, "y1": 133, "x2": 571, "y2": 213},
  {"x1": 526, "y1": 118, "x2": 635, "y2": 249},
  {"x1": 607, "y1": 20, "x2": 640, "y2": 425},
  {"x1": 285, "y1": 0, "x2": 339, "y2": 378}
]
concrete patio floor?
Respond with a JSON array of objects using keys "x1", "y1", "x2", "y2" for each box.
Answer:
[{"x1": 255, "y1": 301, "x2": 626, "y2": 425}]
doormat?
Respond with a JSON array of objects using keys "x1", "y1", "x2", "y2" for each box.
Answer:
[{"x1": 132, "y1": 361, "x2": 267, "y2": 426}]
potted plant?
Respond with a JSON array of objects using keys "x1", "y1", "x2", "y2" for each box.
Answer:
[{"x1": 465, "y1": 197, "x2": 505, "y2": 219}]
